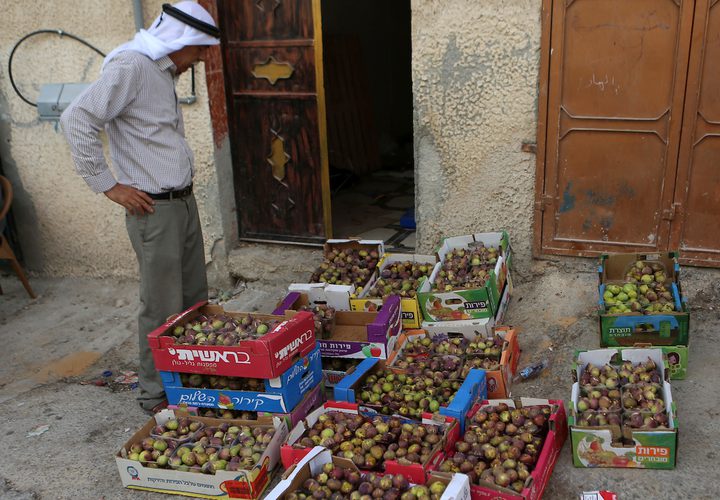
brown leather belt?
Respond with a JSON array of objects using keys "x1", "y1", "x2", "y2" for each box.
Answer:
[{"x1": 146, "y1": 184, "x2": 193, "y2": 200}]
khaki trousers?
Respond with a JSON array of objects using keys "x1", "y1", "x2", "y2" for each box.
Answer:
[{"x1": 126, "y1": 193, "x2": 208, "y2": 410}]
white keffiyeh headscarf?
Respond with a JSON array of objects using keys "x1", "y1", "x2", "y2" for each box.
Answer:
[{"x1": 102, "y1": 1, "x2": 219, "y2": 70}]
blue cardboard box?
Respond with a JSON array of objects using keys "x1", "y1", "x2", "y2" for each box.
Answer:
[
  {"x1": 333, "y1": 358, "x2": 486, "y2": 433},
  {"x1": 161, "y1": 344, "x2": 323, "y2": 413}
]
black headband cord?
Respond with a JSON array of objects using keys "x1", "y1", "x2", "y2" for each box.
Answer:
[{"x1": 161, "y1": 3, "x2": 220, "y2": 39}]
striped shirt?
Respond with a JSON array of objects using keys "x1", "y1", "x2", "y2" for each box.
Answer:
[{"x1": 60, "y1": 51, "x2": 194, "y2": 194}]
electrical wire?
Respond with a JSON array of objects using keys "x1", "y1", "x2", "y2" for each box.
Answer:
[{"x1": 8, "y1": 29, "x2": 106, "y2": 107}]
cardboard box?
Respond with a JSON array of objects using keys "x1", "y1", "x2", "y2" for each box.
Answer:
[
  {"x1": 160, "y1": 345, "x2": 323, "y2": 414},
  {"x1": 283, "y1": 295, "x2": 402, "y2": 360},
  {"x1": 148, "y1": 301, "x2": 316, "y2": 379},
  {"x1": 169, "y1": 382, "x2": 326, "y2": 429},
  {"x1": 597, "y1": 252, "x2": 690, "y2": 347},
  {"x1": 289, "y1": 239, "x2": 385, "y2": 311},
  {"x1": 598, "y1": 281, "x2": 689, "y2": 347},
  {"x1": 266, "y1": 446, "x2": 471, "y2": 500},
  {"x1": 333, "y1": 357, "x2": 487, "y2": 433},
  {"x1": 421, "y1": 274, "x2": 512, "y2": 339},
  {"x1": 115, "y1": 410, "x2": 288, "y2": 499},
  {"x1": 568, "y1": 348, "x2": 678, "y2": 469},
  {"x1": 349, "y1": 253, "x2": 438, "y2": 329},
  {"x1": 417, "y1": 231, "x2": 511, "y2": 322},
  {"x1": 387, "y1": 326, "x2": 519, "y2": 399},
  {"x1": 281, "y1": 401, "x2": 460, "y2": 484},
  {"x1": 463, "y1": 398, "x2": 567, "y2": 500}
]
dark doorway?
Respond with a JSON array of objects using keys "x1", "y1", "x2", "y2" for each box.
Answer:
[{"x1": 321, "y1": 0, "x2": 415, "y2": 249}]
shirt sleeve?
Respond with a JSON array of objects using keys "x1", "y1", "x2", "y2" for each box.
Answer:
[{"x1": 59, "y1": 56, "x2": 141, "y2": 193}]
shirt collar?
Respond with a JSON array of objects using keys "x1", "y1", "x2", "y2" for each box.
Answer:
[{"x1": 155, "y1": 55, "x2": 176, "y2": 74}]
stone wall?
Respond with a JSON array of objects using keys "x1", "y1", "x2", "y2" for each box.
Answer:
[{"x1": 411, "y1": 0, "x2": 542, "y2": 268}]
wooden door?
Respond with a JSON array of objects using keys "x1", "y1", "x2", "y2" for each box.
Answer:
[
  {"x1": 535, "y1": 0, "x2": 695, "y2": 257},
  {"x1": 218, "y1": 0, "x2": 331, "y2": 243},
  {"x1": 672, "y1": 0, "x2": 720, "y2": 266}
]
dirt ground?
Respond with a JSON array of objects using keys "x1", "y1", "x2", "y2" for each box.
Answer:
[{"x1": 0, "y1": 257, "x2": 718, "y2": 499}]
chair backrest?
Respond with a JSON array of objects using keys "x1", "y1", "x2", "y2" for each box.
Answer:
[{"x1": 0, "y1": 175, "x2": 12, "y2": 222}]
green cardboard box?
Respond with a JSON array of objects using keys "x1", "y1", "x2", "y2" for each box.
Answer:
[
  {"x1": 598, "y1": 252, "x2": 689, "y2": 347},
  {"x1": 569, "y1": 348, "x2": 678, "y2": 469},
  {"x1": 417, "y1": 231, "x2": 511, "y2": 322}
]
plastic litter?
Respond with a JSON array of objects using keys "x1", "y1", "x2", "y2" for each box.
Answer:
[
  {"x1": 27, "y1": 424, "x2": 50, "y2": 437},
  {"x1": 513, "y1": 359, "x2": 549, "y2": 383},
  {"x1": 114, "y1": 371, "x2": 139, "y2": 385}
]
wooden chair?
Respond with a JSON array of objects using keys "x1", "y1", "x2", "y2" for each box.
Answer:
[{"x1": 0, "y1": 175, "x2": 36, "y2": 298}]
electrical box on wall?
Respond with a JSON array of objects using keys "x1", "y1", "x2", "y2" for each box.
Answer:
[{"x1": 37, "y1": 83, "x2": 89, "y2": 121}]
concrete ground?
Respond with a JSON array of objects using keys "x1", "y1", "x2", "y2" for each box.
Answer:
[{"x1": 0, "y1": 257, "x2": 718, "y2": 499}]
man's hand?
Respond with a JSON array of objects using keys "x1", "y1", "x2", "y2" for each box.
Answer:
[{"x1": 104, "y1": 184, "x2": 155, "y2": 215}]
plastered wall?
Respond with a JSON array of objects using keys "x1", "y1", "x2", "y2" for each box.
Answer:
[
  {"x1": 0, "y1": 0, "x2": 224, "y2": 278},
  {"x1": 411, "y1": 0, "x2": 542, "y2": 268},
  {"x1": 2, "y1": 0, "x2": 545, "y2": 282}
]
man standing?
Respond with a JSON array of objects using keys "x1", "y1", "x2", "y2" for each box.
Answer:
[{"x1": 60, "y1": 2, "x2": 220, "y2": 413}]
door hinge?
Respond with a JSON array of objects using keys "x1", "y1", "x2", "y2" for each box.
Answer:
[
  {"x1": 535, "y1": 194, "x2": 554, "y2": 211},
  {"x1": 662, "y1": 203, "x2": 681, "y2": 221}
]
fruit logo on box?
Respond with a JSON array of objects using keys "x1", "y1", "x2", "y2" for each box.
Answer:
[
  {"x1": 286, "y1": 349, "x2": 318, "y2": 384},
  {"x1": 361, "y1": 344, "x2": 382, "y2": 357},
  {"x1": 126, "y1": 466, "x2": 140, "y2": 481},
  {"x1": 217, "y1": 393, "x2": 234, "y2": 409},
  {"x1": 577, "y1": 435, "x2": 639, "y2": 467},
  {"x1": 167, "y1": 347, "x2": 251, "y2": 365},
  {"x1": 274, "y1": 330, "x2": 314, "y2": 361},
  {"x1": 425, "y1": 295, "x2": 472, "y2": 321}
]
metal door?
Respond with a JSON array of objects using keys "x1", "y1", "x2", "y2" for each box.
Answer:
[
  {"x1": 672, "y1": 0, "x2": 720, "y2": 266},
  {"x1": 536, "y1": 0, "x2": 695, "y2": 257},
  {"x1": 217, "y1": 0, "x2": 331, "y2": 243}
]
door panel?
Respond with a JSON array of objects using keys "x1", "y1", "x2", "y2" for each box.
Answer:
[
  {"x1": 218, "y1": 0, "x2": 330, "y2": 243},
  {"x1": 672, "y1": 0, "x2": 720, "y2": 265},
  {"x1": 233, "y1": 97, "x2": 325, "y2": 241},
  {"x1": 554, "y1": 130, "x2": 668, "y2": 246},
  {"x1": 538, "y1": 0, "x2": 695, "y2": 256},
  {"x1": 226, "y1": 47, "x2": 316, "y2": 93},
  {"x1": 222, "y1": 0, "x2": 313, "y2": 41}
]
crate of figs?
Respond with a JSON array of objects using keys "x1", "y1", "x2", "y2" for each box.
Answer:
[
  {"x1": 267, "y1": 446, "x2": 471, "y2": 500},
  {"x1": 350, "y1": 253, "x2": 438, "y2": 329},
  {"x1": 598, "y1": 252, "x2": 689, "y2": 347},
  {"x1": 289, "y1": 239, "x2": 385, "y2": 311},
  {"x1": 568, "y1": 348, "x2": 677, "y2": 469},
  {"x1": 116, "y1": 410, "x2": 288, "y2": 498},
  {"x1": 417, "y1": 231, "x2": 511, "y2": 322},
  {"x1": 332, "y1": 357, "x2": 487, "y2": 432},
  {"x1": 437, "y1": 398, "x2": 567, "y2": 500},
  {"x1": 147, "y1": 301, "x2": 315, "y2": 379},
  {"x1": 276, "y1": 292, "x2": 402, "y2": 360},
  {"x1": 281, "y1": 401, "x2": 461, "y2": 485},
  {"x1": 386, "y1": 327, "x2": 520, "y2": 398},
  {"x1": 159, "y1": 344, "x2": 323, "y2": 414}
]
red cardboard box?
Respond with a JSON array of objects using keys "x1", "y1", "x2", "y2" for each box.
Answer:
[
  {"x1": 148, "y1": 301, "x2": 316, "y2": 378},
  {"x1": 266, "y1": 446, "x2": 472, "y2": 500},
  {"x1": 280, "y1": 401, "x2": 460, "y2": 485},
  {"x1": 462, "y1": 398, "x2": 567, "y2": 500}
]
